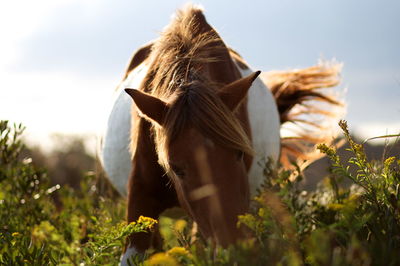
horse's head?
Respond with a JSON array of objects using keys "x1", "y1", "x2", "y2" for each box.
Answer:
[{"x1": 125, "y1": 71, "x2": 260, "y2": 246}]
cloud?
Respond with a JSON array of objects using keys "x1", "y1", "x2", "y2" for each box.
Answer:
[
  {"x1": 0, "y1": 0, "x2": 101, "y2": 70},
  {"x1": 7, "y1": 1, "x2": 185, "y2": 76}
]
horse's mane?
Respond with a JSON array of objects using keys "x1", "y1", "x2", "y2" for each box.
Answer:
[
  {"x1": 134, "y1": 5, "x2": 253, "y2": 172},
  {"x1": 142, "y1": 7, "x2": 219, "y2": 95}
]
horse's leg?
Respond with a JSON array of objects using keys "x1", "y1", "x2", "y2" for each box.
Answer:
[
  {"x1": 122, "y1": 119, "x2": 178, "y2": 263},
  {"x1": 126, "y1": 166, "x2": 177, "y2": 252}
]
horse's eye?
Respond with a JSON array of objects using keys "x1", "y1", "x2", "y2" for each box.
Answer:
[
  {"x1": 237, "y1": 151, "x2": 245, "y2": 161},
  {"x1": 170, "y1": 164, "x2": 185, "y2": 178}
]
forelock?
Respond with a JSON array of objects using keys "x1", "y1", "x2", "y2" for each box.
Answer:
[{"x1": 154, "y1": 82, "x2": 253, "y2": 172}]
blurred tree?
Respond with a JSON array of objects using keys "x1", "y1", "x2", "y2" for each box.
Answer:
[{"x1": 22, "y1": 134, "x2": 120, "y2": 202}]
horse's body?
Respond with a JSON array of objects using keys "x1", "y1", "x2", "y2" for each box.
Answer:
[
  {"x1": 99, "y1": 5, "x2": 342, "y2": 265},
  {"x1": 101, "y1": 59, "x2": 280, "y2": 198}
]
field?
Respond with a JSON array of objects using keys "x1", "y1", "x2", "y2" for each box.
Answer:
[{"x1": 1, "y1": 119, "x2": 399, "y2": 265}]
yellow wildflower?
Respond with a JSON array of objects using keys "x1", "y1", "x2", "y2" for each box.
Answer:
[
  {"x1": 31, "y1": 221, "x2": 61, "y2": 243},
  {"x1": 12, "y1": 232, "x2": 21, "y2": 237},
  {"x1": 145, "y1": 252, "x2": 178, "y2": 266},
  {"x1": 317, "y1": 143, "x2": 336, "y2": 157},
  {"x1": 258, "y1": 207, "x2": 266, "y2": 217},
  {"x1": 138, "y1": 216, "x2": 158, "y2": 224},
  {"x1": 327, "y1": 203, "x2": 344, "y2": 211},
  {"x1": 347, "y1": 194, "x2": 360, "y2": 202},
  {"x1": 167, "y1": 247, "x2": 190, "y2": 257},
  {"x1": 138, "y1": 216, "x2": 158, "y2": 231},
  {"x1": 174, "y1": 219, "x2": 187, "y2": 232},
  {"x1": 384, "y1": 156, "x2": 396, "y2": 167}
]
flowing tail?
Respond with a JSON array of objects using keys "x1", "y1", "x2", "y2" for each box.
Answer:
[{"x1": 261, "y1": 61, "x2": 345, "y2": 169}]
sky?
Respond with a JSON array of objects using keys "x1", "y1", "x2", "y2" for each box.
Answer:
[{"x1": 1, "y1": 0, "x2": 399, "y2": 151}]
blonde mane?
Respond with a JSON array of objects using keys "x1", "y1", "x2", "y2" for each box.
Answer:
[{"x1": 133, "y1": 5, "x2": 253, "y2": 172}]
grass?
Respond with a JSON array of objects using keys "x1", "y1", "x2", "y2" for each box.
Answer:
[{"x1": 0, "y1": 119, "x2": 399, "y2": 265}]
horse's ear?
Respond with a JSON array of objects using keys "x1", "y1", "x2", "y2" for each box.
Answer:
[
  {"x1": 218, "y1": 71, "x2": 261, "y2": 111},
  {"x1": 125, "y1": 89, "x2": 169, "y2": 126}
]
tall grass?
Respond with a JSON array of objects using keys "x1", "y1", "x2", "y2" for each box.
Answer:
[{"x1": 0, "y1": 119, "x2": 399, "y2": 265}]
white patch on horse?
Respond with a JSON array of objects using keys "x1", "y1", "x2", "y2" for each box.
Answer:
[
  {"x1": 120, "y1": 246, "x2": 139, "y2": 266},
  {"x1": 99, "y1": 63, "x2": 148, "y2": 197},
  {"x1": 236, "y1": 64, "x2": 281, "y2": 197}
]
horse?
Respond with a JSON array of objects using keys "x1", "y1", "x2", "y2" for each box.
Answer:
[{"x1": 99, "y1": 5, "x2": 343, "y2": 264}]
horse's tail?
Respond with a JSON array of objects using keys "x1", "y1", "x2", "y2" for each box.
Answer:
[{"x1": 261, "y1": 61, "x2": 345, "y2": 169}]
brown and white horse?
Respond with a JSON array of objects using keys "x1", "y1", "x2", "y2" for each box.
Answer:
[{"x1": 99, "y1": 5, "x2": 342, "y2": 264}]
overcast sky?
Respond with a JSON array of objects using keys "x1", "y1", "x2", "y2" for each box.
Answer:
[{"x1": 1, "y1": 0, "x2": 399, "y2": 149}]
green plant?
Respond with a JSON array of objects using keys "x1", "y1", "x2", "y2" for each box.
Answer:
[
  {"x1": 1, "y1": 119, "x2": 399, "y2": 266},
  {"x1": 0, "y1": 121, "x2": 156, "y2": 265}
]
